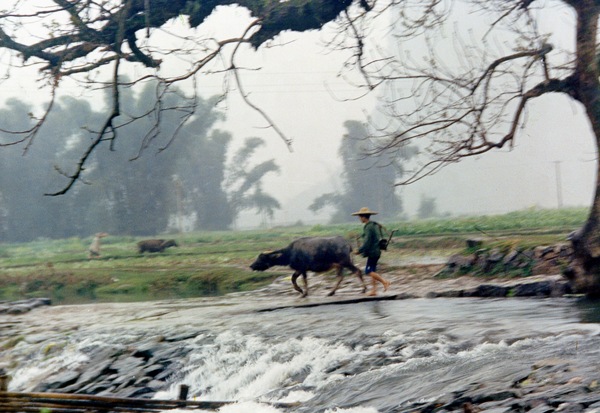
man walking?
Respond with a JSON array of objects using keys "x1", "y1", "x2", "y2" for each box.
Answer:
[{"x1": 352, "y1": 207, "x2": 390, "y2": 296}]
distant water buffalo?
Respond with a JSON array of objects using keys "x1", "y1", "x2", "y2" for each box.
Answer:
[
  {"x1": 137, "y1": 239, "x2": 178, "y2": 254},
  {"x1": 250, "y1": 236, "x2": 366, "y2": 297}
]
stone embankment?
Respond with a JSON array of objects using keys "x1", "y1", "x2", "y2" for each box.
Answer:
[
  {"x1": 0, "y1": 298, "x2": 51, "y2": 315},
  {"x1": 426, "y1": 239, "x2": 575, "y2": 298},
  {"x1": 436, "y1": 239, "x2": 573, "y2": 279},
  {"x1": 27, "y1": 334, "x2": 192, "y2": 398},
  {"x1": 399, "y1": 357, "x2": 600, "y2": 413}
]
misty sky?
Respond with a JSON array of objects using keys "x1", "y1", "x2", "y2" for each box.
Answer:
[
  {"x1": 1, "y1": 2, "x2": 596, "y2": 228},
  {"x1": 215, "y1": 3, "x2": 597, "y2": 226}
]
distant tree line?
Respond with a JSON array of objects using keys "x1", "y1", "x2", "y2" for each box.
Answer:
[
  {"x1": 310, "y1": 120, "x2": 416, "y2": 223},
  {"x1": 0, "y1": 83, "x2": 280, "y2": 242}
]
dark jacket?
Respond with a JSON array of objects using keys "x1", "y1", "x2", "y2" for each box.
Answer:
[{"x1": 358, "y1": 221, "x2": 381, "y2": 259}]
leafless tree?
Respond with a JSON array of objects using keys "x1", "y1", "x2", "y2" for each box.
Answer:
[{"x1": 331, "y1": 0, "x2": 600, "y2": 295}]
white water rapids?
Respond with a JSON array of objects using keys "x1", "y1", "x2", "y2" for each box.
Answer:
[{"x1": 3, "y1": 292, "x2": 600, "y2": 413}]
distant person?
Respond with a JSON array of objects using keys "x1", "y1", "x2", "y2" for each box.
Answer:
[
  {"x1": 88, "y1": 232, "x2": 108, "y2": 259},
  {"x1": 352, "y1": 207, "x2": 390, "y2": 296}
]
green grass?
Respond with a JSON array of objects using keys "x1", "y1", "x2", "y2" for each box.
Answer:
[
  {"x1": 390, "y1": 207, "x2": 586, "y2": 236},
  {"x1": 0, "y1": 207, "x2": 587, "y2": 304}
]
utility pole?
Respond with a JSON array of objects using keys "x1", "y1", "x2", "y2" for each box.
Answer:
[{"x1": 553, "y1": 161, "x2": 563, "y2": 209}]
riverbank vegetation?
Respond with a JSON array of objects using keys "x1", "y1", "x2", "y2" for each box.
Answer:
[{"x1": 0, "y1": 207, "x2": 587, "y2": 304}]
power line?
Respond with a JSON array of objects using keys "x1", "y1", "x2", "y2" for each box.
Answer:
[{"x1": 553, "y1": 160, "x2": 563, "y2": 209}]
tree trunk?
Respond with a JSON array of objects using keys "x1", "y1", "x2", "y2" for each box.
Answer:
[{"x1": 565, "y1": 1, "x2": 600, "y2": 297}]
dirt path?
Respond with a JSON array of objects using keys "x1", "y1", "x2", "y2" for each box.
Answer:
[{"x1": 257, "y1": 261, "x2": 568, "y2": 300}]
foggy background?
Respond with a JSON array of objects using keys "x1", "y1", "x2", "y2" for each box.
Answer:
[
  {"x1": 207, "y1": 5, "x2": 597, "y2": 227},
  {"x1": 0, "y1": 2, "x2": 596, "y2": 235}
]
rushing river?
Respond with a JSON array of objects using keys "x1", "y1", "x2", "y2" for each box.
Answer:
[{"x1": 4, "y1": 292, "x2": 600, "y2": 413}]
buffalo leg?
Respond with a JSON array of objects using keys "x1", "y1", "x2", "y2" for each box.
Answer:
[
  {"x1": 291, "y1": 271, "x2": 304, "y2": 295},
  {"x1": 340, "y1": 264, "x2": 366, "y2": 294},
  {"x1": 328, "y1": 265, "x2": 344, "y2": 296},
  {"x1": 301, "y1": 272, "x2": 309, "y2": 297}
]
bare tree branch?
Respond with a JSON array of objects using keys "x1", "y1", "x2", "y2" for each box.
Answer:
[
  {"x1": 228, "y1": 18, "x2": 293, "y2": 151},
  {"x1": 2, "y1": 0, "x2": 347, "y2": 191}
]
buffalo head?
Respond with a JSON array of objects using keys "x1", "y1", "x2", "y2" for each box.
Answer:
[
  {"x1": 164, "y1": 239, "x2": 178, "y2": 248},
  {"x1": 250, "y1": 251, "x2": 282, "y2": 271}
]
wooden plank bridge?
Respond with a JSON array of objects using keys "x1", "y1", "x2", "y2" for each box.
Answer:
[
  {"x1": 0, "y1": 374, "x2": 298, "y2": 412},
  {"x1": 0, "y1": 390, "x2": 299, "y2": 412}
]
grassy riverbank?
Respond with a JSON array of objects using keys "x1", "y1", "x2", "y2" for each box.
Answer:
[{"x1": 0, "y1": 207, "x2": 587, "y2": 304}]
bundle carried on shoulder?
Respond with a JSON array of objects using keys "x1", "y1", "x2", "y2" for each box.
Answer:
[{"x1": 374, "y1": 222, "x2": 396, "y2": 251}]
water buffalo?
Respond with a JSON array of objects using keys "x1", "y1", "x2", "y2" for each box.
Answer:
[
  {"x1": 250, "y1": 236, "x2": 366, "y2": 297},
  {"x1": 137, "y1": 239, "x2": 178, "y2": 254}
]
